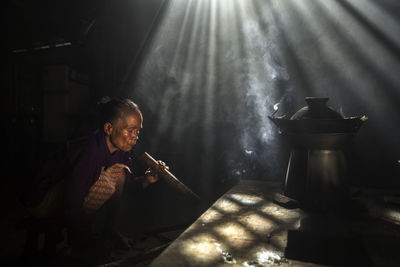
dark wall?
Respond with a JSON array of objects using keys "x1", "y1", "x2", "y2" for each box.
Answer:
[{"x1": 4, "y1": 0, "x2": 166, "y2": 168}]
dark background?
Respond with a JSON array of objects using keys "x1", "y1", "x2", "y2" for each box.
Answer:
[{"x1": 2, "y1": 0, "x2": 400, "y2": 261}]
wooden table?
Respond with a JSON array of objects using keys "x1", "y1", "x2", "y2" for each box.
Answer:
[{"x1": 149, "y1": 180, "x2": 323, "y2": 267}]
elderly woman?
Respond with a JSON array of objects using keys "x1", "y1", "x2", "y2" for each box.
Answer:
[{"x1": 21, "y1": 97, "x2": 166, "y2": 258}]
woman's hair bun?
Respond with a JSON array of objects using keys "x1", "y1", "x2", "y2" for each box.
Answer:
[{"x1": 97, "y1": 96, "x2": 112, "y2": 105}]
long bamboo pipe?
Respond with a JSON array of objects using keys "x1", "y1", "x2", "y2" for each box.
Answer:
[{"x1": 141, "y1": 152, "x2": 200, "y2": 201}]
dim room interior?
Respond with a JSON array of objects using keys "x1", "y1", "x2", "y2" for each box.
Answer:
[{"x1": 2, "y1": 0, "x2": 400, "y2": 266}]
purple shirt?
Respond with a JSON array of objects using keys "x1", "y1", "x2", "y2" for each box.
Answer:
[{"x1": 21, "y1": 129, "x2": 142, "y2": 218}]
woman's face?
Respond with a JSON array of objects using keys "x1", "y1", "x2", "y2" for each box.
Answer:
[{"x1": 105, "y1": 110, "x2": 143, "y2": 153}]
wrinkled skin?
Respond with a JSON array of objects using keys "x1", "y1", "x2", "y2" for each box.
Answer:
[{"x1": 104, "y1": 110, "x2": 143, "y2": 153}]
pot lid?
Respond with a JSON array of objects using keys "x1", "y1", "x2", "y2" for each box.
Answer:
[
  {"x1": 268, "y1": 97, "x2": 368, "y2": 134},
  {"x1": 291, "y1": 97, "x2": 343, "y2": 120}
]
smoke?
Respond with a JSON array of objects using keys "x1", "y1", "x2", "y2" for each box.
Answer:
[
  {"x1": 129, "y1": 0, "x2": 293, "y2": 189},
  {"x1": 226, "y1": 1, "x2": 291, "y2": 180}
]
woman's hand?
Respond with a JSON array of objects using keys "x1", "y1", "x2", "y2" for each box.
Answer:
[{"x1": 142, "y1": 160, "x2": 169, "y2": 187}]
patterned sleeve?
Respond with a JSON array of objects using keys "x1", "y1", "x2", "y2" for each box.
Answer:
[{"x1": 63, "y1": 145, "x2": 99, "y2": 219}]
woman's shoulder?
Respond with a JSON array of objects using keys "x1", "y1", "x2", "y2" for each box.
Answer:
[{"x1": 65, "y1": 129, "x2": 105, "y2": 161}]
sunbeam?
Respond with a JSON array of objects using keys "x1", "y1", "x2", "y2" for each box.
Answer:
[{"x1": 129, "y1": 0, "x2": 400, "y2": 198}]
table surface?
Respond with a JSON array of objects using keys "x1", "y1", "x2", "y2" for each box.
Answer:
[{"x1": 149, "y1": 180, "x2": 324, "y2": 267}]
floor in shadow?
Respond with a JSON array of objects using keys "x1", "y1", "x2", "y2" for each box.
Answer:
[{"x1": 284, "y1": 230, "x2": 373, "y2": 266}]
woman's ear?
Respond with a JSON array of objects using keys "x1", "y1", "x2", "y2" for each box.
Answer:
[{"x1": 104, "y1": 122, "x2": 113, "y2": 135}]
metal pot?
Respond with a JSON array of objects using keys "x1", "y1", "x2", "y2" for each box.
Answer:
[{"x1": 269, "y1": 97, "x2": 367, "y2": 211}]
